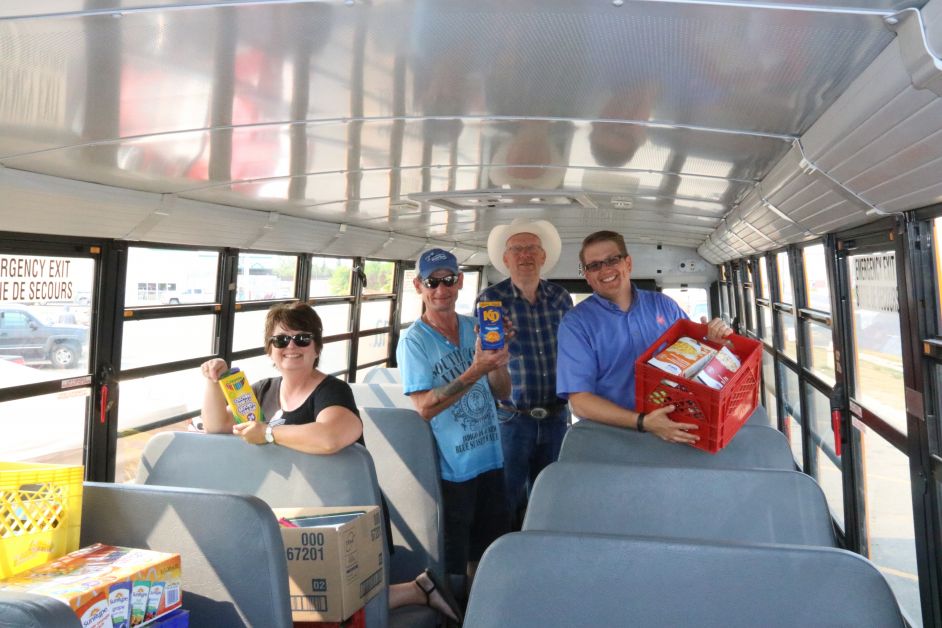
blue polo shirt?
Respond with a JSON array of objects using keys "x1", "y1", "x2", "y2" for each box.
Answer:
[
  {"x1": 557, "y1": 287, "x2": 688, "y2": 410},
  {"x1": 397, "y1": 315, "x2": 503, "y2": 482}
]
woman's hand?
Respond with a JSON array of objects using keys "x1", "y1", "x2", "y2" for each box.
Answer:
[
  {"x1": 233, "y1": 420, "x2": 266, "y2": 445},
  {"x1": 201, "y1": 358, "x2": 229, "y2": 382}
]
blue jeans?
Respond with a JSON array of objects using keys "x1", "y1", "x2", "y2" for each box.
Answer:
[{"x1": 498, "y1": 406, "x2": 569, "y2": 528}]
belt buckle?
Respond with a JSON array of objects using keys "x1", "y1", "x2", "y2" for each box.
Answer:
[{"x1": 529, "y1": 407, "x2": 548, "y2": 420}]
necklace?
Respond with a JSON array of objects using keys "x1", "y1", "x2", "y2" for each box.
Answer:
[{"x1": 423, "y1": 313, "x2": 457, "y2": 339}]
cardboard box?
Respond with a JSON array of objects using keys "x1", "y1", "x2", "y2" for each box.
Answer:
[
  {"x1": 0, "y1": 543, "x2": 182, "y2": 627},
  {"x1": 273, "y1": 506, "x2": 385, "y2": 623}
]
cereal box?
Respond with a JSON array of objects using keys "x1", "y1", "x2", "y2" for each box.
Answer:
[
  {"x1": 0, "y1": 543, "x2": 182, "y2": 627},
  {"x1": 477, "y1": 301, "x2": 505, "y2": 350},
  {"x1": 218, "y1": 367, "x2": 264, "y2": 423}
]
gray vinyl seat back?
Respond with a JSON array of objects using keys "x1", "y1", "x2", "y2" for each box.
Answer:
[
  {"x1": 523, "y1": 462, "x2": 837, "y2": 546},
  {"x1": 558, "y1": 419, "x2": 794, "y2": 470},
  {"x1": 136, "y1": 432, "x2": 390, "y2": 628},
  {"x1": 359, "y1": 407, "x2": 444, "y2": 584},
  {"x1": 0, "y1": 592, "x2": 81, "y2": 628},
  {"x1": 363, "y1": 368, "x2": 402, "y2": 384},
  {"x1": 464, "y1": 532, "x2": 904, "y2": 628},
  {"x1": 350, "y1": 382, "x2": 413, "y2": 410},
  {"x1": 80, "y1": 482, "x2": 292, "y2": 628},
  {"x1": 745, "y1": 404, "x2": 771, "y2": 426}
]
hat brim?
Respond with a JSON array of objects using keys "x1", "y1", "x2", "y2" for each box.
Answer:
[{"x1": 487, "y1": 219, "x2": 562, "y2": 277}]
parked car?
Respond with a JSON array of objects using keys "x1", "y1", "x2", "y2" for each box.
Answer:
[{"x1": 0, "y1": 304, "x2": 89, "y2": 368}]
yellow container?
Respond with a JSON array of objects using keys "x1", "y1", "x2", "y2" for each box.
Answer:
[{"x1": 0, "y1": 462, "x2": 84, "y2": 580}]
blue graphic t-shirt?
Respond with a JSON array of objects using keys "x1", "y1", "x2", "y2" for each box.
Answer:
[{"x1": 397, "y1": 315, "x2": 503, "y2": 482}]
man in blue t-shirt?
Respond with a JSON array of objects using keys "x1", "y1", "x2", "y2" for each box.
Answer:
[
  {"x1": 397, "y1": 247, "x2": 512, "y2": 586},
  {"x1": 557, "y1": 230, "x2": 732, "y2": 444}
]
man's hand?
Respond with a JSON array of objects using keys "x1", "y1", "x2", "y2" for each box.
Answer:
[
  {"x1": 642, "y1": 405, "x2": 700, "y2": 445},
  {"x1": 471, "y1": 336, "x2": 511, "y2": 375},
  {"x1": 701, "y1": 316, "x2": 733, "y2": 344}
]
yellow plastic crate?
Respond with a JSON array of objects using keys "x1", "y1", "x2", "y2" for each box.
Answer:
[{"x1": 0, "y1": 462, "x2": 84, "y2": 580}]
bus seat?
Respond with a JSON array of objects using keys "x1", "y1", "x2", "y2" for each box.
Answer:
[
  {"x1": 350, "y1": 382, "x2": 413, "y2": 409},
  {"x1": 746, "y1": 404, "x2": 771, "y2": 426},
  {"x1": 135, "y1": 432, "x2": 400, "y2": 628},
  {"x1": 363, "y1": 368, "x2": 402, "y2": 384},
  {"x1": 558, "y1": 420, "x2": 794, "y2": 470},
  {"x1": 0, "y1": 592, "x2": 81, "y2": 628},
  {"x1": 464, "y1": 532, "x2": 904, "y2": 628},
  {"x1": 523, "y1": 462, "x2": 837, "y2": 547},
  {"x1": 359, "y1": 407, "x2": 444, "y2": 584},
  {"x1": 80, "y1": 482, "x2": 292, "y2": 628}
]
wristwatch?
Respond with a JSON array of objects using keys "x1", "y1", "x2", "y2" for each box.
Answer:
[{"x1": 264, "y1": 424, "x2": 276, "y2": 444}]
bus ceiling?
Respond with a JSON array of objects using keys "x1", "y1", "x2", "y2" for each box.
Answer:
[{"x1": 0, "y1": 0, "x2": 940, "y2": 267}]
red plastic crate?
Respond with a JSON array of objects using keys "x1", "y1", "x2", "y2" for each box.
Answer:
[{"x1": 635, "y1": 319, "x2": 761, "y2": 453}]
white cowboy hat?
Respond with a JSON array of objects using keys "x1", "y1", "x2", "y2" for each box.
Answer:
[{"x1": 487, "y1": 218, "x2": 562, "y2": 277}]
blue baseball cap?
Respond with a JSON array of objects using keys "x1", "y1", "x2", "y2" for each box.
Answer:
[{"x1": 417, "y1": 248, "x2": 459, "y2": 279}]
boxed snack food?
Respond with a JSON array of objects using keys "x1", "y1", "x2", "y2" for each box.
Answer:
[
  {"x1": 696, "y1": 345, "x2": 742, "y2": 390},
  {"x1": 646, "y1": 336, "x2": 716, "y2": 378},
  {"x1": 218, "y1": 367, "x2": 264, "y2": 423},
  {"x1": 0, "y1": 543, "x2": 182, "y2": 628},
  {"x1": 477, "y1": 301, "x2": 505, "y2": 350},
  {"x1": 273, "y1": 506, "x2": 385, "y2": 623}
]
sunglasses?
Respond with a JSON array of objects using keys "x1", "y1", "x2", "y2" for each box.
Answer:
[
  {"x1": 580, "y1": 254, "x2": 627, "y2": 275},
  {"x1": 268, "y1": 333, "x2": 314, "y2": 349},
  {"x1": 422, "y1": 274, "x2": 459, "y2": 289}
]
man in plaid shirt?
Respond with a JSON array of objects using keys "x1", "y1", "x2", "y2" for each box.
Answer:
[{"x1": 477, "y1": 218, "x2": 573, "y2": 528}]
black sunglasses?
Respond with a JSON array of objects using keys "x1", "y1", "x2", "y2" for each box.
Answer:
[
  {"x1": 268, "y1": 333, "x2": 314, "y2": 349},
  {"x1": 580, "y1": 254, "x2": 627, "y2": 275},
  {"x1": 422, "y1": 274, "x2": 459, "y2": 289}
]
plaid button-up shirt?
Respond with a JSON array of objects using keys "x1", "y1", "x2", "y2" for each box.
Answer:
[{"x1": 476, "y1": 277, "x2": 573, "y2": 408}]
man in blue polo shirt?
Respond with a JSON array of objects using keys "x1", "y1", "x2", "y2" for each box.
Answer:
[
  {"x1": 398, "y1": 247, "x2": 512, "y2": 588},
  {"x1": 477, "y1": 218, "x2": 573, "y2": 528},
  {"x1": 557, "y1": 230, "x2": 732, "y2": 443}
]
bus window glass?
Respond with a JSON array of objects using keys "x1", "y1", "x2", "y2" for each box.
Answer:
[
  {"x1": 758, "y1": 304, "x2": 772, "y2": 345},
  {"x1": 803, "y1": 244, "x2": 831, "y2": 312},
  {"x1": 780, "y1": 311, "x2": 797, "y2": 360},
  {"x1": 782, "y1": 365, "x2": 803, "y2": 467},
  {"x1": 316, "y1": 302, "x2": 352, "y2": 336},
  {"x1": 456, "y1": 271, "x2": 480, "y2": 316},
  {"x1": 936, "y1": 217, "x2": 942, "y2": 329},
  {"x1": 310, "y1": 257, "x2": 353, "y2": 297},
  {"x1": 362, "y1": 261, "x2": 395, "y2": 295},
  {"x1": 237, "y1": 253, "x2": 296, "y2": 301},
  {"x1": 848, "y1": 252, "x2": 905, "y2": 431},
  {"x1": 232, "y1": 354, "x2": 280, "y2": 384},
  {"x1": 758, "y1": 257, "x2": 770, "y2": 300},
  {"x1": 808, "y1": 387, "x2": 844, "y2": 530},
  {"x1": 861, "y1": 429, "x2": 921, "y2": 627},
  {"x1": 743, "y1": 285, "x2": 757, "y2": 333},
  {"x1": 1, "y1": 389, "x2": 88, "y2": 464},
  {"x1": 122, "y1": 315, "x2": 215, "y2": 369},
  {"x1": 232, "y1": 309, "x2": 268, "y2": 352},
  {"x1": 357, "y1": 333, "x2": 390, "y2": 367},
  {"x1": 806, "y1": 320, "x2": 836, "y2": 384},
  {"x1": 719, "y1": 284, "x2": 729, "y2": 319},
  {"x1": 662, "y1": 288, "x2": 709, "y2": 321},
  {"x1": 761, "y1": 351, "x2": 778, "y2": 428},
  {"x1": 117, "y1": 367, "x2": 202, "y2": 480},
  {"x1": 0, "y1": 254, "x2": 93, "y2": 379},
  {"x1": 319, "y1": 340, "x2": 350, "y2": 376},
  {"x1": 776, "y1": 251, "x2": 792, "y2": 304},
  {"x1": 126, "y1": 248, "x2": 218, "y2": 306},
  {"x1": 401, "y1": 269, "x2": 423, "y2": 325},
  {"x1": 359, "y1": 300, "x2": 391, "y2": 332}
]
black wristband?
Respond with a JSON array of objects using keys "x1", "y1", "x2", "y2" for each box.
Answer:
[{"x1": 636, "y1": 412, "x2": 646, "y2": 433}]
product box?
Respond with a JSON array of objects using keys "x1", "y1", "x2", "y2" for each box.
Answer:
[
  {"x1": 0, "y1": 543, "x2": 182, "y2": 627},
  {"x1": 695, "y1": 345, "x2": 742, "y2": 390},
  {"x1": 646, "y1": 336, "x2": 716, "y2": 378},
  {"x1": 273, "y1": 506, "x2": 385, "y2": 623},
  {"x1": 218, "y1": 367, "x2": 264, "y2": 423},
  {"x1": 476, "y1": 301, "x2": 505, "y2": 349}
]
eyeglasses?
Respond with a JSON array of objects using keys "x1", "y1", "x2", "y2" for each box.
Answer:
[
  {"x1": 422, "y1": 274, "x2": 459, "y2": 289},
  {"x1": 506, "y1": 244, "x2": 543, "y2": 256},
  {"x1": 580, "y1": 254, "x2": 627, "y2": 275},
  {"x1": 268, "y1": 333, "x2": 314, "y2": 349}
]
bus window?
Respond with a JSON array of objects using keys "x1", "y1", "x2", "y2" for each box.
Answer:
[
  {"x1": 310, "y1": 257, "x2": 354, "y2": 297},
  {"x1": 807, "y1": 321, "x2": 836, "y2": 385},
  {"x1": 808, "y1": 388, "x2": 844, "y2": 530},
  {"x1": 0, "y1": 389, "x2": 88, "y2": 465},
  {"x1": 456, "y1": 271, "x2": 481, "y2": 316},
  {"x1": 848, "y1": 252, "x2": 905, "y2": 431},
  {"x1": 400, "y1": 268, "x2": 423, "y2": 326},
  {"x1": 803, "y1": 244, "x2": 831, "y2": 312},
  {"x1": 781, "y1": 365, "x2": 803, "y2": 467},
  {"x1": 237, "y1": 253, "x2": 296, "y2": 301},
  {"x1": 662, "y1": 288, "x2": 709, "y2": 321},
  {"x1": 362, "y1": 261, "x2": 395, "y2": 295},
  {"x1": 122, "y1": 315, "x2": 216, "y2": 370},
  {"x1": 758, "y1": 256, "x2": 770, "y2": 300},
  {"x1": 125, "y1": 248, "x2": 218, "y2": 306},
  {"x1": 776, "y1": 251, "x2": 793, "y2": 304},
  {"x1": 761, "y1": 351, "x2": 778, "y2": 430}
]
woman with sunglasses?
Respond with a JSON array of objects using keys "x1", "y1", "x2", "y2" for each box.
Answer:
[{"x1": 199, "y1": 302, "x2": 463, "y2": 622}]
